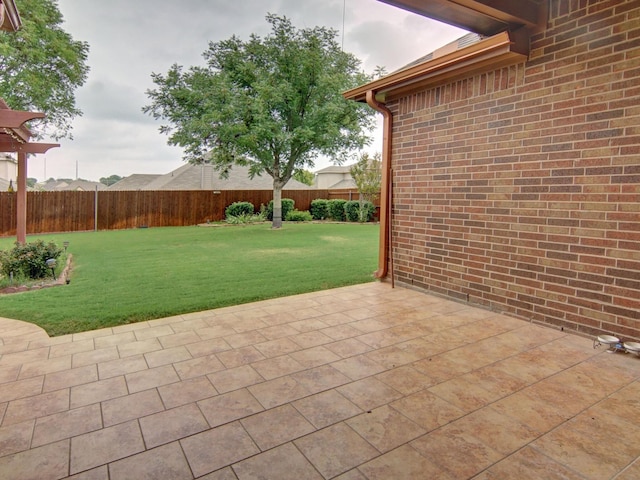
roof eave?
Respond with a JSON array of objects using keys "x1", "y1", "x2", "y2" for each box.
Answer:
[
  {"x1": 0, "y1": 0, "x2": 22, "y2": 32},
  {"x1": 344, "y1": 29, "x2": 529, "y2": 103}
]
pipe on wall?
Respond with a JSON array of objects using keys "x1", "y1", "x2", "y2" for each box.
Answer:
[{"x1": 365, "y1": 90, "x2": 393, "y2": 284}]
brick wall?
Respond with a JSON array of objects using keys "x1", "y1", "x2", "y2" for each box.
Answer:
[{"x1": 389, "y1": 0, "x2": 640, "y2": 340}]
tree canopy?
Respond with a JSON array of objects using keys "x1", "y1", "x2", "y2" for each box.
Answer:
[
  {"x1": 0, "y1": 0, "x2": 89, "y2": 139},
  {"x1": 144, "y1": 14, "x2": 375, "y2": 227}
]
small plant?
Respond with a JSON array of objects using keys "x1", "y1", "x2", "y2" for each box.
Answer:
[
  {"x1": 310, "y1": 199, "x2": 329, "y2": 220},
  {"x1": 345, "y1": 200, "x2": 375, "y2": 222},
  {"x1": 285, "y1": 209, "x2": 313, "y2": 222},
  {"x1": 327, "y1": 199, "x2": 347, "y2": 221},
  {"x1": 0, "y1": 240, "x2": 63, "y2": 280},
  {"x1": 266, "y1": 198, "x2": 295, "y2": 221},
  {"x1": 225, "y1": 201, "x2": 255, "y2": 219},
  {"x1": 225, "y1": 212, "x2": 267, "y2": 224}
]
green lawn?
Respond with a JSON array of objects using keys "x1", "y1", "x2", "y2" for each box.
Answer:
[{"x1": 0, "y1": 223, "x2": 379, "y2": 336}]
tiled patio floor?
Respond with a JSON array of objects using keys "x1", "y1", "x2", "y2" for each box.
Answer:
[{"x1": 1, "y1": 282, "x2": 639, "y2": 479}]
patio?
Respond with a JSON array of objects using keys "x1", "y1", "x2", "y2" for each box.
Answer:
[{"x1": 0, "y1": 282, "x2": 639, "y2": 479}]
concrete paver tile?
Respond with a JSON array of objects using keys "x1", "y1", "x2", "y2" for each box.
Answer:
[
  {"x1": 70, "y1": 420, "x2": 144, "y2": 474},
  {"x1": 324, "y1": 338, "x2": 372, "y2": 359},
  {"x1": 198, "y1": 388, "x2": 264, "y2": 428},
  {"x1": 248, "y1": 375, "x2": 311, "y2": 410},
  {"x1": 291, "y1": 364, "x2": 351, "y2": 394},
  {"x1": 93, "y1": 331, "x2": 136, "y2": 349},
  {"x1": 181, "y1": 421, "x2": 259, "y2": 477},
  {"x1": 358, "y1": 444, "x2": 453, "y2": 480},
  {"x1": 0, "y1": 364, "x2": 20, "y2": 384},
  {"x1": 3, "y1": 388, "x2": 69, "y2": 426},
  {"x1": 71, "y1": 347, "x2": 119, "y2": 369},
  {"x1": 289, "y1": 345, "x2": 341, "y2": 369},
  {"x1": 198, "y1": 466, "x2": 238, "y2": 480},
  {"x1": 207, "y1": 365, "x2": 264, "y2": 394},
  {"x1": 294, "y1": 422, "x2": 378, "y2": 479},
  {"x1": 232, "y1": 442, "x2": 323, "y2": 480},
  {"x1": 390, "y1": 389, "x2": 465, "y2": 431},
  {"x1": 0, "y1": 419, "x2": 34, "y2": 456},
  {"x1": 0, "y1": 376, "x2": 44, "y2": 403},
  {"x1": 117, "y1": 338, "x2": 162, "y2": 358},
  {"x1": 331, "y1": 354, "x2": 386, "y2": 380},
  {"x1": 101, "y1": 389, "x2": 164, "y2": 427},
  {"x1": 253, "y1": 338, "x2": 301, "y2": 358},
  {"x1": 49, "y1": 339, "x2": 95, "y2": 358},
  {"x1": 293, "y1": 389, "x2": 362, "y2": 429},
  {"x1": 125, "y1": 364, "x2": 179, "y2": 393},
  {"x1": 346, "y1": 405, "x2": 426, "y2": 453},
  {"x1": 32, "y1": 403, "x2": 102, "y2": 447},
  {"x1": 241, "y1": 404, "x2": 315, "y2": 451},
  {"x1": 158, "y1": 376, "x2": 218, "y2": 409},
  {"x1": 375, "y1": 366, "x2": 434, "y2": 395},
  {"x1": 43, "y1": 365, "x2": 98, "y2": 393},
  {"x1": 107, "y1": 442, "x2": 192, "y2": 480},
  {"x1": 144, "y1": 345, "x2": 192, "y2": 368},
  {"x1": 70, "y1": 376, "x2": 127, "y2": 409},
  {"x1": 251, "y1": 355, "x2": 305, "y2": 380},
  {"x1": 481, "y1": 445, "x2": 588, "y2": 480},
  {"x1": 410, "y1": 424, "x2": 503, "y2": 479},
  {"x1": 18, "y1": 355, "x2": 72, "y2": 380},
  {"x1": 172, "y1": 353, "x2": 225, "y2": 380},
  {"x1": 96, "y1": 355, "x2": 147, "y2": 379},
  {"x1": 158, "y1": 331, "x2": 201, "y2": 349},
  {"x1": 216, "y1": 346, "x2": 266, "y2": 369},
  {"x1": 337, "y1": 377, "x2": 402, "y2": 411},
  {"x1": 186, "y1": 338, "x2": 232, "y2": 357},
  {"x1": 0, "y1": 439, "x2": 68, "y2": 480},
  {"x1": 139, "y1": 403, "x2": 209, "y2": 448}
]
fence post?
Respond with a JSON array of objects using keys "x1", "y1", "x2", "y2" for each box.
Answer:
[{"x1": 94, "y1": 186, "x2": 98, "y2": 231}]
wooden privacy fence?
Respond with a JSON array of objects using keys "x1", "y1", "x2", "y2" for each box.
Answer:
[{"x1": 0, "y1": 189, "x2": 370, "y2": 237}]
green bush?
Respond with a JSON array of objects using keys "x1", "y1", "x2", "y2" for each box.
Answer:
[
  {"x1": 285, "y1": 209, "x2": 313, "y2": 222},
  {"x1": 310, "y1": 199, "x2": 329, "y2": 220},
  {"x1": 345, "y1": 200, "x2": 376, "y2": 222},
  {"x1": 266, "y1": 198, "x2": 295, "y2": 221},
  {"x1": 0, "y1": 240, "x2": 63, "y2": 280},
  {"x1": 225, "y1": 201, "x2": 254, "y2": 219},
  {"x1": 225, "y1": 212, "x2": 266, "y2": 224},
  {"x1": 327, "y1": 199, "x2": 347, "y2": 221}
]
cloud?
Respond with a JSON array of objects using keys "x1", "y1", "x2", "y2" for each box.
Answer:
[{"x1": 40, "y1": 0, "x2": 467, "y2": 182}]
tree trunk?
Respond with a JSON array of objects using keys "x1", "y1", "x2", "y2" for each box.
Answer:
[{"x1": 272, "y1": 180, "x2": 283, "y2": 229}]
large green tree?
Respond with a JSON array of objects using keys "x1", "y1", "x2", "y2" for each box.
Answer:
[
  {"x1": 0, "y1": 0, "x2": 89, "y2": 139},
  {"x1": 144, "y1": 14, "x2": 375, "y2": 228}
]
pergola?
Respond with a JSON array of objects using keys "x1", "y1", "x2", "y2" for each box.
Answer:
[
  {"x1": 0, "y1": 101, "x2": 59, "y2": 243},
  {"x1": 1, "y1": 0, "x2": 59, "y2": 243}
]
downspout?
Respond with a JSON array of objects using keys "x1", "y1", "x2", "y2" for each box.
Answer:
[{"x1": 365, "y1": 90, "x2": 393, "y2": 285}]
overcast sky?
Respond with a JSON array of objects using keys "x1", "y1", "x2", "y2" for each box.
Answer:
[{"x1": 36, "y1": 0, "x2": 466, "y2": 182}]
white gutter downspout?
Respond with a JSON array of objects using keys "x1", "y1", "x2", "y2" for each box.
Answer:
[{"x1": 366, "y1": 90, "x2": 393, "y2": 286}]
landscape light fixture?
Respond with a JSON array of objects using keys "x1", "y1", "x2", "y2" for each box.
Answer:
[
  {"x1": 63, "y1": 241, "x2": 69, "y2": 251},
  {"x1": 46, "y1": 258, "x2": 57, "y2": 280}
]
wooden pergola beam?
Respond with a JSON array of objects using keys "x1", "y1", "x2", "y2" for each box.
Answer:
[{"x1": 0, "y1": 109, "x2": 45, "y2": 128}]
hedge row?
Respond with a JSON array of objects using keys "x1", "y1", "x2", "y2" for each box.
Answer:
[{"x1": 225, "y1": 199, "x2": 375, "y2": 223}]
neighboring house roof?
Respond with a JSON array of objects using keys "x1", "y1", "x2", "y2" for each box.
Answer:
[
  {"x1": 107, "y1": 174, "x2": 162, "y2": 191},
  {"x1": 314, "y1": 165, "x2": 352, "y2": 174},
  {"x1": 109, "y1": 163, "x2": 313, "y2": 191},
  {"x1": 328, "y1": 178, "x2": 357, "y2": 189},
  {"x1": 40, "y1": 179, "x2": 107, "y2": 191}
]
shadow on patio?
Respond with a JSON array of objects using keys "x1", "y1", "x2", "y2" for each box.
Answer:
[{"x1": 1, "y1": 282, "x2": 639, "y2": 479}]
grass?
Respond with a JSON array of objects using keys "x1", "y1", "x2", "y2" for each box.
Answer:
[{"x1": 0, "y1": 223, "x2": 379, "y2": 336}]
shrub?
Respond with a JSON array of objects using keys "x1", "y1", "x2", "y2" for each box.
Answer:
[
  {"x1": 327, "y1": 199, "x2": 347, "y2": 221},
  {"x1": 310, "y1": 199, "x2": 329, "y2": 220},
  {"x1": 285, "y1": 209, "x2": 313, "y2": 222},
  {"x1": 266, "y1": 198, "x2": 295, "y2": 221},
  {"x1": 225, "y1": 201, "x2": 254, "y2": 219},
  {"x1": 345, "y1": 200, "x2": 376, "y2": 222},
  {"x1": 0, "y1": 240, "x2": 63, "y2": 280},
  {"x1": 225, "y1": 213, "x2": 266, "y2": 224}
]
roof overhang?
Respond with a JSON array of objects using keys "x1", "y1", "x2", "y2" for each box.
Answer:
[
  {"x1": 378, "y1": 0, "x2": 545, "y2": 36},
  {"x1": 0, "y1": 0, "x2": 21, "y2": 32},
  {"x1": 344, "y1": 29, "x2": 529, "y2": 103}
]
